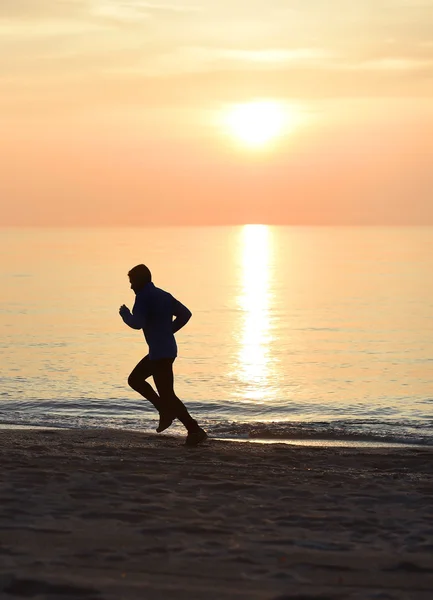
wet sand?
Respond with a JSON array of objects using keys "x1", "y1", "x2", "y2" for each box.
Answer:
[{"x1": 1, "y1": 428, "x2": 432, "y2": 599}]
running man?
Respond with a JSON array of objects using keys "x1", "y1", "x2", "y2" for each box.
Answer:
[{"x1": 119, "y1": 264, "x2": 207, "y2": 446}]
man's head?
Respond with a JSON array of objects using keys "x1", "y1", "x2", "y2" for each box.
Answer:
[{"x1": 128, "y1": 264, "x2": 152, "y2": 293}]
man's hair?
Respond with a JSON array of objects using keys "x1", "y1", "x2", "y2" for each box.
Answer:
[{"x1": 128, "y1": 264, "x2": 152, "y2": 285}]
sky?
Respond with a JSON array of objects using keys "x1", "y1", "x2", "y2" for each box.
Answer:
[{"x1": 1, "y1": 0, "x2": 433, "y2": 225}]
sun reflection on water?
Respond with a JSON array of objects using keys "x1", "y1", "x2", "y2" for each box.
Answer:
[{"x1": 238, "y1": 225, "x2": 272, "y2": 399}]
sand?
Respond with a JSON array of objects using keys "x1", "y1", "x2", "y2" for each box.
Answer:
[{"x1": 0, "y1": 429, "x2": 432, "y2": 600}]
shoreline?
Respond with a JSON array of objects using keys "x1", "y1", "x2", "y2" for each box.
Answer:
[
  {"x1": 0, "y1": 423, "x2": 429, "y2": 449},
  {"x1": 1, "y1": 428, "x2": 432, "y2": 599}
]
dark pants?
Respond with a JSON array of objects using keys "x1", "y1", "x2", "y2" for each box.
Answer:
[{"x1": 128, "y1": 355, "x2": 197, "y2": 432}]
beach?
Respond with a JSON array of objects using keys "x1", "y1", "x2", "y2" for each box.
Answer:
[{"x1": 0, "y1": 429, "x2": 432, "y2": 599}]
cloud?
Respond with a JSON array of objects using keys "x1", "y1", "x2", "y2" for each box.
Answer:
[
  {"x1": 353, "y1": 57, "x2": 433, "y2": 71},
  {"x1": 128, "y1": 1, "x2": 200, "y2": 12},
  {"x1": 216, "y1": 48, "x2": 332, "y2": 64},
  {"x1": 91, "y1": 1, "x2": 151, "y2": 23},
  {"x1": 0, "y1": 0, "x2": 199, "y2": 21},
  {"x1": 0, "y1": 0, "x2": 89, "y2": 19},
  {"x1": 126, "y1": 46, "x2": 334, "y2": 76},
  {"x1": 96, "y1": 42, "x2": 432, "y2": 79},
  {"x1": 1, "y1": 0, "x2": 433, "y2": 113}
]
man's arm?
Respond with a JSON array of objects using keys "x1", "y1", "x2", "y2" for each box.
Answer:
[
  {"x1": 119, "y1": 303, "x2": 144, "y2": 330},
  {"x1": 172, "y1": 298, "x2": 192, "y2": 333}
]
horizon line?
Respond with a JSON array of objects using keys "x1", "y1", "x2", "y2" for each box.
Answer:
[{"x1": 1, "y1": 223, "x2": 433, "y2": 229}]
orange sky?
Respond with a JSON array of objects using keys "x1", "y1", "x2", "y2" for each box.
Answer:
[{"x1": 1, "y1": 0, "x2": 433, "y2": 225}]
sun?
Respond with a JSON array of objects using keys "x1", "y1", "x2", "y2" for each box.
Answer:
[{"x1": 221, "y1": 100, "x2": 295, "y2": 149}]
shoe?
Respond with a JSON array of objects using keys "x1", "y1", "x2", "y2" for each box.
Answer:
[
  {"x1": 156, "y1": 414, "x2": 174, "y2": 433},
  {"x1": 185, "y1": 427, "x2": 207, "y2": 447}
]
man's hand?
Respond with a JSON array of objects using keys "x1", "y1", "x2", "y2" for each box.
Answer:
[
  {"x1": 172, "y1": 298, "x2": 192, "y2": 333},
  {"x1": 119, "y1": 304, "x2": 131, "y2": 319},
  {"x1": 119, "y1": 304, "x2": 143, "y2": 330}
]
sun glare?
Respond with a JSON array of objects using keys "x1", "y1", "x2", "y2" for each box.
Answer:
[
  {"x1": 238, "y1": 224, "x2": 272, "y2": 398},
  {"x1": 222, "y1": 100, "x2": 296, "y2": 149}
]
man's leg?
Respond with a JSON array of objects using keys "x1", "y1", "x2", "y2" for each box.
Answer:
[
  {"x1": 151, "y1": 358, "x2": 202, "y2": 434},
  {"x1": 128, "y1": 355, "x2": 162, "y2": 413}
]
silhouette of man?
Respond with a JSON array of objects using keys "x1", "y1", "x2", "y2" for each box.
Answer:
[{"x1": 119, "y1": 264, "x2": 207, "y2": 446}]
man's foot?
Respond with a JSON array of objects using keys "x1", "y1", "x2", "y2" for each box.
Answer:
[
  {"x1": 185, "y1": 427, "x2": 207, "y2": 447},
  {"x1": 156, "y1": 414, "x2": 174, "y2": 433}
]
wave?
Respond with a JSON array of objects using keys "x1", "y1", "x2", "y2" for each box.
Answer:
[
  {"x1": 209, "y1": 419, "x2": 433, "y2": 446},
  {"x1": 1, "y1": 407, "x2": 432, "y2": 447}
]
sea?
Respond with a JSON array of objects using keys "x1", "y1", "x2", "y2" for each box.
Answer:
[{"x1": 1, "y1": 226, "x2": 432, "y2": 446}]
